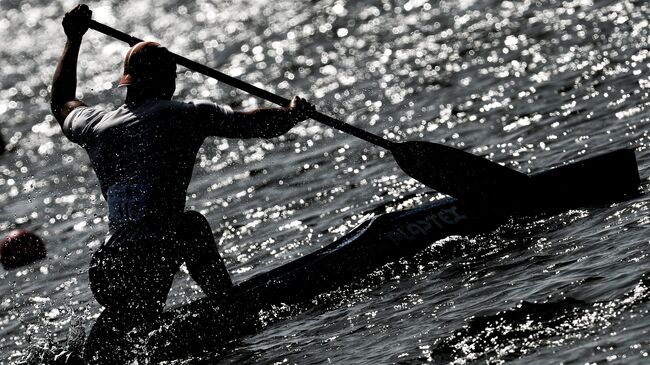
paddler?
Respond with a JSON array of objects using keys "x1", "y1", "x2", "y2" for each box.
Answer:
[{"x1": 51, "y1": 4, "x2": 314, "y2": 359}]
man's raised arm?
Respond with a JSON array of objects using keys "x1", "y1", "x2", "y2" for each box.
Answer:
[{"x1": 51, "y1": 4, "x2": 92, "y2": 126}]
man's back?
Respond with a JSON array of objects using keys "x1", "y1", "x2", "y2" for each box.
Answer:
[{"x1": 63, "y1": 99, "x2": 232, "y2": 228}]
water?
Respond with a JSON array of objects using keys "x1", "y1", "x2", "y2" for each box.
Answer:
[{"x1": 1, "y1": 0, "x2": 650, "y2": 363}]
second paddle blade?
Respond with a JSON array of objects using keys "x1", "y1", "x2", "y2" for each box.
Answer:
[{"x1": 392, "y1": 141, "x2": 530, "y2": 213}]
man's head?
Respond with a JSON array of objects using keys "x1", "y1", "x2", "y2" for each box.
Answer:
[{"x1": 119, "y1": 41, "x2": 176, "y2": 99}]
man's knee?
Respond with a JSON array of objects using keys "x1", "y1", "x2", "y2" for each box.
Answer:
[
  {"x1": 175, "y1": 211, "x2": 217, "y2": 250},
  {"x1": 180, "y1": 210, "x2": 210, "y2": 232}
]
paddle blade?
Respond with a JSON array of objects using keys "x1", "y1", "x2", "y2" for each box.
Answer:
[{"x1": 392, "y1": 141, "x2": 530, "y2": 212}]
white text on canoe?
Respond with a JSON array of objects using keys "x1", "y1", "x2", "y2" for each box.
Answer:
[{"x1": 384, "y1": 205, "x2": 467, "y2": 244}]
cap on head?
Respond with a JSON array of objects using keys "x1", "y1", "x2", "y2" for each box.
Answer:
[{"x1": 119, "y1": 41, "x2": 176, "y2": 87}]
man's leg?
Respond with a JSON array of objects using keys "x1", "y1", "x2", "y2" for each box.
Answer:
[
  {"x1": 89, "y1": 227, "x2": 179, "y2": 312},
  {"x1": 86, "y1": 227, "x2": 179, "y2": 363},
  {"x1": 174, "y1": 211, "x2": 233, "y2": 298}
]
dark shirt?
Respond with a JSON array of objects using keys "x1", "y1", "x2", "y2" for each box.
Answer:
[{"x1": 63, "y1": 99, "x2": 233, "y2": 230}]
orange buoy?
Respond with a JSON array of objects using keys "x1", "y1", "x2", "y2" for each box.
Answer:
[{"x1": 0, "y1": 230, "x2": 46, "y2": 270}]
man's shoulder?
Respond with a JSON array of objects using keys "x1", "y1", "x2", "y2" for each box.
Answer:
[
  {"x1": 67, "y1": 104, "x2": 106, "y2": 118},
  {"x1": 62, "y1": 105, "x2": 109, "y2": 145},
  {"x1": 138, "y1": 99, "x2": 214, "y2": 111},
  {"x1": 183, "y1": 99, "x2": 222, "y2": 109},
  {"x1": 64, "y1": 105, "x2": 109, "y2": 130},
  {"x1": 186, "y1": 99, "x2": 234, "y2": 117},
  {"x1": 155, "y1": 99, "x2": 234, "y2": 121}
]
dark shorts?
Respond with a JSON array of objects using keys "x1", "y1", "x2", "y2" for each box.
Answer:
[
  {"x1": 89, "y1": 223, "x2": 181, "y2": 313},
  {"x1": 89, "y1": 210, "x2": 232, "y2": 315}
]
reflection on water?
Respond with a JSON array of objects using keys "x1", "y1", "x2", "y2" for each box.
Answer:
[{"x1": 1, "y1": 0, "x2": 650, "y2": 364}]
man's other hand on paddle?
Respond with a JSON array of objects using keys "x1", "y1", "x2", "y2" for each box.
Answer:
[{"x1": 287, "y1": 96, "x2": 315, "y2": 123}]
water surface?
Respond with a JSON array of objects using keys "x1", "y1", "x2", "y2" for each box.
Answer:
[{"x1": 1, "y1": 0, "x2": 650, "y2": 363}]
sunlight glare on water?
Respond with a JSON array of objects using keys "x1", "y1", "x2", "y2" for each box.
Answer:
[{"x1": 1, "y1": 0, "x2": 650, "y2": 364}]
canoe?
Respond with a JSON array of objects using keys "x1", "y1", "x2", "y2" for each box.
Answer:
[{"x1": 144, "y1": 148, "x2": 640, "y2": 359}]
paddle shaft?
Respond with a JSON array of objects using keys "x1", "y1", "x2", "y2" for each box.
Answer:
[{"x1": 89, "y1": 20, "x2": 394, "y2": 150}]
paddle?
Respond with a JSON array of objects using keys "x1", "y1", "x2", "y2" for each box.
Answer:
[{"x1": 88, "y1": 20, "x2": 529, "y2": 210}]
